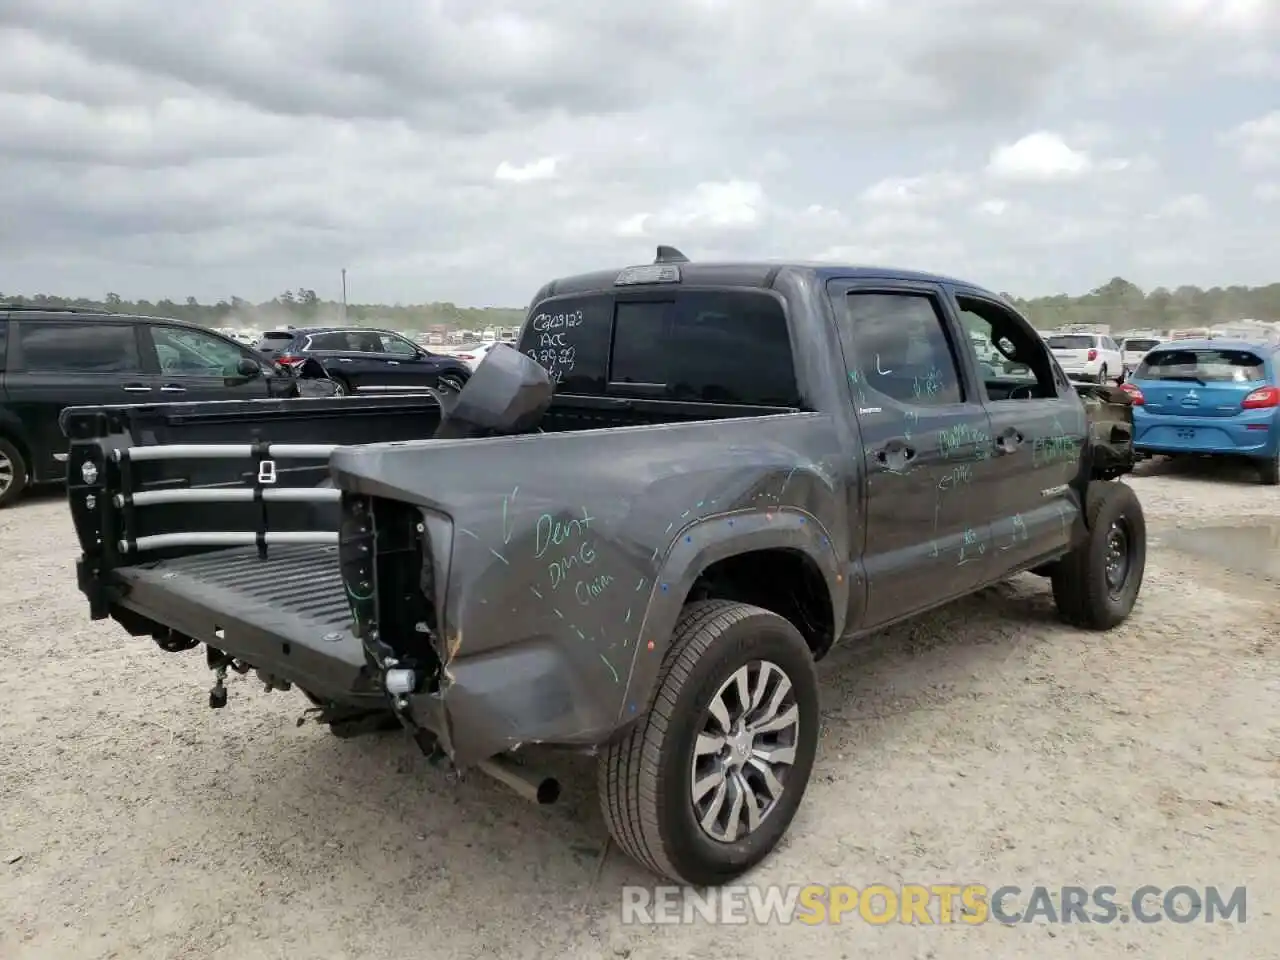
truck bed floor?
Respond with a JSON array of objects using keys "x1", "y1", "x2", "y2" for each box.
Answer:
[{"x1": 114, "y1": 545, "x2": 371, "y2": 697}]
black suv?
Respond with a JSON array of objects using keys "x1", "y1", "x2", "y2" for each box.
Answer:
[
  {"x1": 0, "y1": 306, "x2": 313, "y2": 507},
  {"x1": 253, "y1": 326, "x2": 472, "y2": 396}
]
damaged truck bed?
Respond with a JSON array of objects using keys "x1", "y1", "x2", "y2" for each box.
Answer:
[{"x1": 65, "y1": 250, "x2": 1142, "y2": 886}]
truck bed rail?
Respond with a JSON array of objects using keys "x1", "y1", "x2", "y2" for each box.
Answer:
[{"x1": 100, "y1": 442, "x2": 347, "y2": 555}]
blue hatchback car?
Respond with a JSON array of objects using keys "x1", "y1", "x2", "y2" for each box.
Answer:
[{"x1": 1123, "y1": 338, "x2": 1280, "y2": 485}]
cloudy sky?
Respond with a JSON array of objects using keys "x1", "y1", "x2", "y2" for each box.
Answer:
[{"x1": 0, "y1": 0, "x2": 1277, "y2": 307}]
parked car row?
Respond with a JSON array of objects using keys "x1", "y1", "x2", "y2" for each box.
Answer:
[
  {"x1": 0, "y1": 308, "x2": 473, "y2": 508},
  {"x1": 252, "y1": 327, "x2": 473, "y2": 395}
]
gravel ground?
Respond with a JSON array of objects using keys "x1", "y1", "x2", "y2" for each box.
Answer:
[{"x1": 2, "y1": 460, "x2": 1277, "y2": 959}]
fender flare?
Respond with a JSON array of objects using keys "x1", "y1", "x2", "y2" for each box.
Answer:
[{"x1": 616, "y1": 507, "x2": 846, "y2": 721}]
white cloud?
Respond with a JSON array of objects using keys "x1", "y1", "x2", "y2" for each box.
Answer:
[
  {"x1": 0, "y1": 2, "x2": 1275, "y2": 303},
  {"x1": 985, "y1": 132, "x2": 1092, "y2": 182},
  {"x1": 1226, "y1": 111, "x2": 1280, "y2": 168},
  {"x1": 494, "y1": 156, "x2": 559, "y2": 182},
  {"x1": 860, "y1": 172, "x2": 970, "y2": 206},
  {"x1": 1152, "y1": 193, "x2": 1211, "y2": 218},
  {"x1": 1255, "y1": 182, "x2": 1280, "y2": 202},
  {"x1": 619, "y1": 180, "x2": 765, "y2": 236}
]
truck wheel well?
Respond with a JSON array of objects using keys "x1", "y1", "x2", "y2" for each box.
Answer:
[{"x1": 685, "y1": 549, "x2": 834, "y2": 658}]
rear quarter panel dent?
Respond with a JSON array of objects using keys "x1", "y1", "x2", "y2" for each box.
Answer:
[{"x1": 618, "y1": 507, "x2": 845, "y2": 723}]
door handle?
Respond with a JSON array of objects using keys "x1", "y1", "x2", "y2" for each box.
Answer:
[
  {"x1": 995, "y1": 429, "x2": 1024, "y2": 453},
  {"x1": 121, "y1": 384, "x2": 151, "y2": 393},
  {"x1": 874, "y1": 443, "x2": 916, "y2": 467},
  {"x1": 160, "y1": 384, "x2": 186, "y2": 393}
]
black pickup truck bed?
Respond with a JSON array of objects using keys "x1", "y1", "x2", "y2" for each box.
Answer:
[{"x1": 113, "y1": 544, "x2": 372, "y2": 701}]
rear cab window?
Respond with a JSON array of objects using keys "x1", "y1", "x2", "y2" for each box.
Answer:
[
  {"x1": 518, "y1": 289, "x2": 801, "y2": 407},
  {"x1": 1046, "y1": 335, "x2": 1094, "y2": 350},
  {"x1": 1136, "y1": 348, "x2": 1267, "y2": 383},
  {"x1": 255, "y1": 332, "x2": 296, "y2": 353}
]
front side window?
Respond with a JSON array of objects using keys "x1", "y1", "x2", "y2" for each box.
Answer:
[
  {"x1": 840, "y1": 292, "x2": 964, "y2": 407},
  {"x1": 17, "y1": 322, "x2": 141, "y2": 373},
  {"x1": 377, "y1": 332, "x2": 419, "y2": 356},
  {"x1": 152, "y1": 326, "x2": 249, "y2": 375}
]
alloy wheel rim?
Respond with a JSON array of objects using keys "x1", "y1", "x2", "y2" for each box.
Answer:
[
  {"x1": 1105, "y1": 518, "x2": 1131, "y2": 596},
  {"x1": 690, "y1": 659, "x2": 800, "y2": 844},
  {"x1": 0, "y1": 450, "x2": 12, "y2": 495}
]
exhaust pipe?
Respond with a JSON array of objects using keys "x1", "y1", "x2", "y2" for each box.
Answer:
[{"x1": 476, "y1": 754, "x2": 561, "y2": 805}]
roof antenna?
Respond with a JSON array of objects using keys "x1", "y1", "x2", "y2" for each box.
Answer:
[{"x1": 654, "y1": 245, "x2": 689, "y2": 264}]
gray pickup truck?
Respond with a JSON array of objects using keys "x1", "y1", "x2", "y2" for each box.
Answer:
[{"x1": 64, "y1": 248, "x2": 1143, "y2": 886}]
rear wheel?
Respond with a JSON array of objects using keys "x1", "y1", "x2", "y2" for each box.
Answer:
[
  {"x1": 0, "y1": 438, "x2": 29, "y2": 509},
  {"x1": 1051, "y1": 482, "x2": 1146, "y2": 630},
  {"x1": 1259, "y1": 452, "x2": 1280, "y2": 486},
  {"x1": 437, "y1": 372, "x2": 468, "y2": 393},
  {"x1": 330, "y1": 377, "x2": 349, "y2": 396},
  {"x1": 599, "y1": 600, "x2": 820, "y2": 886}
]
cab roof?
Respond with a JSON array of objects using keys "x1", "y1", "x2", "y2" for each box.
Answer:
[{"x1": 536, "y1": 245, "x2": 1001, "y2": 302}]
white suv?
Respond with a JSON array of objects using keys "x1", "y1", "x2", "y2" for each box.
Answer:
[
  {"x1": 1119, "y1": 336, "x2": 1163, "y2": 379},
  {"x1": 1045, "y1": 333, "x2": 1123, "y2": 384}
]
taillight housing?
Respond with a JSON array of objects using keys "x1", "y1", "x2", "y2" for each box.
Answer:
[
  {"x1": 1120, "y1": 382, "x2": 1144, "y2": 405},
  {"x1": 1087, "y1": 348, "x2": 1098, "y2": 361},
  {"x1": 1242, "y1": 386, "x2": 1280, "y2": 409},
  {"x1": 276, "y1": 354, "x2": 305, "y2": 371},
  {"x1": 455, "y1": 353, "x2": 474, "y2": 361}
]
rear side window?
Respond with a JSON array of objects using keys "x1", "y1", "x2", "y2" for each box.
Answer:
[
  {"x1": 17, "y1": 321, "x2": 141, "y2": 373},
  {"x1": 307, "y1": 330, "x2": 385, "y2": 352},
  {"x1": 1136, "y1": 348, "x2": 1266, "y2": 383}
]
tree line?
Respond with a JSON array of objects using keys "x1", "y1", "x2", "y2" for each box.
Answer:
[
  {"x1": 0, "y1": 288, "x2": 526, "y2": 331},
  {"x1": 2, "y1": 276, "x2": 1278, "y2": 332}
]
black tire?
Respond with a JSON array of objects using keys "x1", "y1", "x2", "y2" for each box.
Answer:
[
  {"x1": 0, "y1": 437, "x2": 29, "y2": 509},
  {"x1": 1258, "y1": 453, "x2": 1280, "y2": 486},
  {"x1": 1051, "y1": 481, "x2": 1146, "y2": 630},
  {"x1": 599, "y1": 600, "x2": 820, "y2": 886},
  {"x1": 437, "y1": 372, "x2": 468, "y2": 393},
  {"x1": 330, "y1": 377, "x2": 350, "y2": 397},
  {"x1": 1098, "y1": 364, "x2": 1108, "y2": 384}
]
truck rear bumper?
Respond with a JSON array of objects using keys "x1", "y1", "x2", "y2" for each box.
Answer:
[
  {"x1": 94, "y1": 544, "x2": 624, "y2": 763},
  {"x1": 102, "y1": 544, "x2": 386, "y2": 706}
]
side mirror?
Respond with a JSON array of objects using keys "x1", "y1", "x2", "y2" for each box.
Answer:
[{"x1": 236, "y1": 357, "x2": 262, "y2": 378}]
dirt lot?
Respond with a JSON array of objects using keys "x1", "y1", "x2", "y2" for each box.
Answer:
[{"x1": 2, "y1": 460, "x2": 1277, "y2": 959}]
